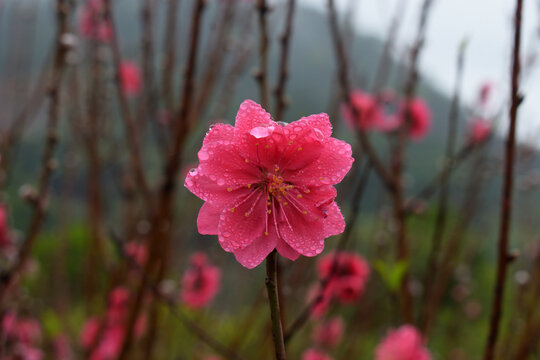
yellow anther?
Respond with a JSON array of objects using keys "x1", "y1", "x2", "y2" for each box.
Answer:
[
  {"x1": 289, "y1": 141, "x2": 293, "y2": 145},
  {"x1": 245, "y1": 158, "x2": 249, "y2": 163},
  {"x1": 264, "y1": 232, "x2": 269, "y2": 236},
  {"x1": 298, "y1": 147, "x2": 302, "y2": 151},
  {"x1": 230, "y1": 208, "x2": 235, "y2": 213},
  {"x1": 244, "y1": 212, "x2": 249, "y2": 217},
  {"x1": 302, "y1": 210, "x2": 308, "y2": 215},
  {"x1": 305, "y1": 189, "x2": 311, "y2": 193},
  {"x1": 268, "y1": 210, "x2": 272, "y2": 214},
  {"x1": 227, "y1": 187, "x2": 232, "y2": 192},
  {"x1": 255, "y1": 143, "x2": 259, "y2": 146},
  {"x1": 265, "y1": 145, "x2": 269, "y2": 149},
  {"x1": 297, "y1": 194, "x2": 303, "y2": 198},
  {"x1": 247, "y1": 184, "x2": 252, "y2": 189},
  {"x1": 283, "y1": 202, "x2": 288, "y2": 206}
]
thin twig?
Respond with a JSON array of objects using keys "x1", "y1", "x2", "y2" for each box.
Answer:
[
  {"x1": 255, "y1": 0, "x2": 270, "y2": 109},
  {"x1": 483, "y1": 0, "x2": 523, "y2": 358},
  {"x1": 327, "y1": 0, "x2": 394, "y2": 192},
  {"x1": 420, "y1": 42, "x2": 466, "y2": 332},
  {"x1": 274, "y1": 0, "x2": 296, "y2": 122},
  {"x1": 117, "y1": 1, "x2": 207, "y2": 358},
  {"x1": 109, "y1": 231, "x2": 247, "y2": 360},
  {"x1": 103, "y1": 0, "x2": 153, "y2": 208},
  {"x1": 284, "y1": 160, "x2": 371, "y2": 344},
  {"x1": 265, "y1": 251, "x2": 287, "y2": 360},
  {"x1": 0, "y1": 0, "x2": 70, "y2": 305},
  {"x1": 162, "y1": 0, "x2": 180, "y2": 110}
]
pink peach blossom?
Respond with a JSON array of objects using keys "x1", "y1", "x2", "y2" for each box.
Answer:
[
  {"x1": 124, "y1": 241, "x2": 148, "y2": 267},
  {"x1": 79, "y1": 0, "x2": 113, "y2": 43},
  {"x1": 341, "y1": 90, "x2": 384, "y2": 130},
  {"x1": 467, "y1": 118, "x2": 491, "y2": 145},
  {"x1": 306, "y1": 283, "x2": 333, "y2": 318},
  {"x1": 478, "y1": 82, "x2": 493, "y2": 106},
  {"x1": 180, "y1": 253, "x2": 221, "y2": 309},
  {"x1": 0, "y1": 205, "x2": 10, "y2": 249},
  {"x1": 185, "y1": 100, "x2": 353, "y2": 268},
  {"x1": 119, "y1": 61, "x2": 142, "y2": 97},
  {"x1": 312, "y1": 316, "x2": 344, "y2": 348},
  {"x1": 397, "y1": 98, "x2": 432, "y2": 141},
  {"x1": 302, "y1": 349, "x2": 332, "y2": 360},
  {"x1": 375, "y1": 325, "x2": 431, "y2": 360},
  {"x1": 318, "y1": 252, "x2": 370, "y2": 303},
  {"x1": 80, "y1": 317, "x2": 100, "y2": 348}
]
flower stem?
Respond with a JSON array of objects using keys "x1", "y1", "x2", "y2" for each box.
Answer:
[{"x1": 265, "y1": 250, "x2": 287, "y2": 360}]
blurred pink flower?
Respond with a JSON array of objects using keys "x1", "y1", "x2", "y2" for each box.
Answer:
[
  {"x1": 375, "y1": 325, "x2": 431, "y2": 360},
  {"x1": 467, "y1": 118, "x2": 491, "y2": 145},
  {"x1": 15, "y1": 344, "x2": 43, "y2": 360},
  {"x1": 185, "y1": 100, "x2": 353, "y2": 268},
  {"x1": 478, "y1": 82, "x2": 493, "y2": 106},
  {"x1": 318, "y1": 252, "x2": 370, "y2": 303},
  {"x1": 397, "y1": 98, "x2": 432, "y2": 141},
  {"x1": 79, "y1": 0, "x2": 113, "y2": 43},
  {"x1": 53, "y1": 334, "x2": 74, "y2": 360},
  {"x1": 180, "y1": 253, "x2": 221, "y2": 309},
  {"x1": 341, "y1": 90, "x2": 384, "y2": 130},
  {"x1": 302, "y1": 349, "x2": 332, "y2": 360},
  {"x1": 90, "y1": 326, "x2": 124, "y2": 360},
  {"x1": 124, "y1": 241, "x2": 148, "y2": 267},
  {"x1": 312, "y1": 316, "x2": 344, "y2": 348},
  {"x1": 16, "y1": 319, "x2": 42, "y2": 344},
  {"x1": 306, "y1": 283, "x2": 333, "y2": 318},
  {"x1": 0, "y1": 205, "x2": 10, "y2": 249},
  {"x1": 80, "y1": 317, "x2": 100, "y2": 348},
  {"x1": 119, "y1": 61, "x2": 142, "y2": 97}
]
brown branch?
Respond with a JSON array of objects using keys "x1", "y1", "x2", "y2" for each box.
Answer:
[
  {"x1": 274, "y1": 0, "x2": 296, "y2": 123},
  {"x1": 0, "y1": 0, "x2": 70, "y2": 305},
  {"x1": 284, "y1": 159, "x2": 371, "y2": 344},
  {"x1": 255, "y1": 0, "x2": 270, "y2": 109},
  {"x1": 189, "y1": 0, "x2": 237, "y2": 127},
  {"x1": 266, "y1": 251, "x2": 287, "y2": 360},
  {"x1": 327, "y1": 0, "x2": 394, "y2": 192},
  {"x1": 483, "y1": 0, "x2": 523, "y2": 358},
  {"x1": 109, "y1": 232, "x2": 247, "y2": 360},
  {"x1": 391, "y1": 0, "x2": 435, "y2": 324},
  {"x1": 422, "y1": 148, "x2": 487, "y2": 337},
  {"x1": 420, "y1": 42, "x2": 466, "y2": 333},
  {"x1": 117, "y1": 1, "x2": 207, "y2": 358},
  {"x1": 103, "y1": 0, "x2": 153, "y2": 208},
  {"x1": 162, "y1": 0, "x2": 181, "y2": 110}
]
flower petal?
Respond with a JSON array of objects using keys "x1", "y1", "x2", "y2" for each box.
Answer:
[
  {"x1": 203, "y1": 123, "x2": 235, "y2": 146},
  {"x1": 232, "y1": 230, "x2": 277, "y2": 269},
  {"x1": 185, "y1": 170, "x2": 251, "y2": 208},
  {"x1": 218, "y1": 190, "x2": 267, "y2": 251},
  {"x1": 278, "y1": 203, "x2": 326, "y2": 257},
  {"x1": 285, "y1": 137, "x2": 353, "y2": 186},
  {"x1": 276, "y1": 238, "x2": 300, "y2": 261},
  {"x1": 197, "y1": 202, "x2": 221, "y2": 235},
  {"x1": 234, "y1": 100, "x2": 274, "y2": 138},
  {"x1": 322, "y1": 202, "x2": 346, "y2": 238},
  {"x1": 300, "y1": 113, "x2": 332, "y2": 138}
]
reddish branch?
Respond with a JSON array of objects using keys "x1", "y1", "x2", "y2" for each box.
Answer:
[
  {"x1": 103, "y1": 0, "x2": 152, "y2": 208},
  {"x1": 117, "y1": 1, "x2": 207, "y2": 358},
  {"x1": 326, "y1": 0, "x2": 394, "y2": 192},
  {"x1": 162, "y1": 0, "x2": 180, "y2": 110},
  {"x1": 483, "y1": 0, "x2": 523, "y2": 358},
  {"x1": 274, "y1": 0, "x2": 296, "y2": 123},
  {"x1": 190, "y1": 0, "x2": 237, "y2": 127},
  {"x1": 256, "y1": 0, "x2": 270, "y2": 109},
  {"x1": 420, "y1": 43, "x2": 466, "y2": 332},
  {"x1": 284, "y1": 160, "x2": 371, "y2": 344},
  {"x1": 0, "y1": 0, "x2": 70, "y2": 305}
]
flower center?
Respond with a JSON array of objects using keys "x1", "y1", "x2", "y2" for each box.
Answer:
[{"x1": 267, "y1": 173, "x2": 293, "y2": 200}]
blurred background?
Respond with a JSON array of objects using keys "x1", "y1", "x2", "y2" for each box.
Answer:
[{"x1": 0, "y1": 0, "x2": 539, "y2": 359}]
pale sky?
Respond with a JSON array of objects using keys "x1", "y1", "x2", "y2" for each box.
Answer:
[{"x1": 298, "y1": 0, "x2": 540, "y2": 144}]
